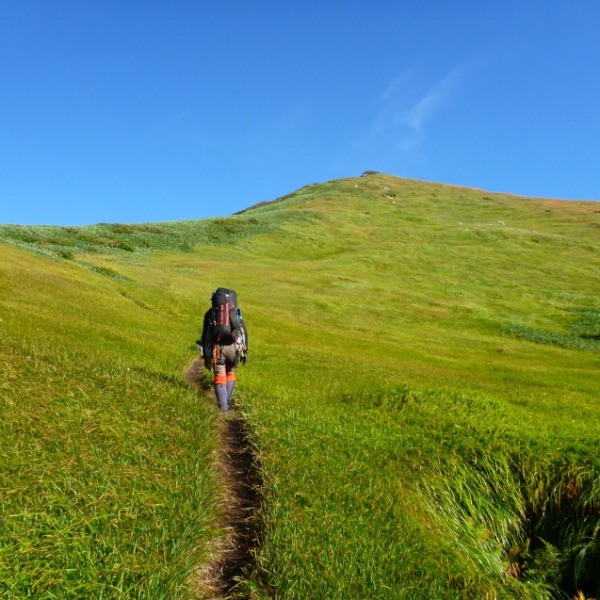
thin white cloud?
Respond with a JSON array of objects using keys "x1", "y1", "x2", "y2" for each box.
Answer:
[
  {"x1": 403, "y1": 68, "x2": 461, "y2": 134},
  {"x1": 361, "y1": 66, "x2": 465, "y2": 153},
  {"x1": 378, "y1": 70, "x2": 414, "y2": 104}
]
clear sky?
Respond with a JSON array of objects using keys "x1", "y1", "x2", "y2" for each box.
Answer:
[{"x1": 2, "y1": 2, "x2": 599, "y2": 226}]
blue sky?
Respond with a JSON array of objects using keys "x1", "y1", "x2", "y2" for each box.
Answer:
[{"x1": 1, "y1": 2, "x2": 599, "y2": 226}]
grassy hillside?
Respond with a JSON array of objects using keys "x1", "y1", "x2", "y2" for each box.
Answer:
[{"x1": 1, "y1": 174, "x2": 599, "y2": 598}]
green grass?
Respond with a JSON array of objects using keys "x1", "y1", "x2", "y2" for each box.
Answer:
[
  {"x1": 0, "y1": 339, "x2": 218, "y2": 597},
  {"x1": 1, "y1": 174, "x2": 599, "y2": 598},
  {"x1": 0, "y1": 245, "x2": 221, "y2": 598}
]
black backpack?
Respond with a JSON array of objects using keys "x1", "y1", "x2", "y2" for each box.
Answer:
[{"x1": 208, "y1": 288, "x2": 243, "y2": 345}]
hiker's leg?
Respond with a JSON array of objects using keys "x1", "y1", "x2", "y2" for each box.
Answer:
[
  {"x1": 226, "y1": 372, "x2": 236, "y2": 404},
  {"x1": 214, "y1": 347, "x2": 229, "y2": 411},
  {"x1": 215, "y1": 383, "x2": 228, "y2": 411},
  {"x1": 222, "y1": 344, "x2": 238, "y2": 405}
]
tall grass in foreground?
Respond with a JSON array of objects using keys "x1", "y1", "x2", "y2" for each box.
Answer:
[
  {"x1": 237, "y1": 356, "x2": 600, "y2": 598},
  {"x1": 0, "y1": 340, "x2": 218, "y2": 597}
]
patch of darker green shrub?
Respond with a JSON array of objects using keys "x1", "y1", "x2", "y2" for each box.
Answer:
[
  {"x1": 506, "y1": 320, "x2": 600, "y2": 352},
  {"x1": 568, "y1": 308, "x2": 600, "y2": 340},
  {"x1": 112, "y1": 223, "x2": 136, "y2": 234}
]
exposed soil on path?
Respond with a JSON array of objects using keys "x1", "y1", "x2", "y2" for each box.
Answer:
[{"x1": 185, "y1": 359, "x2": 262, "y2": 599}]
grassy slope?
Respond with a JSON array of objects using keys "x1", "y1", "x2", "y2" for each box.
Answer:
[
  {"x1": 1, "y1": 174, "x2": 599, "y2": 598},
  {"x1": 0, "y1": 243, "x2": 221, "y2": 597}
]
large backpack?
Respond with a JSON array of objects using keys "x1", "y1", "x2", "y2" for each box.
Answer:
[{"x1": 208, "y1": 287, "x2": 243, "y2": 345}]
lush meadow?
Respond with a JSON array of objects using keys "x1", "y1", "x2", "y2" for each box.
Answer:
[
  {"x1": 0, "y1": 242, "x2": 221, "y2": 597},
  {"x1": 1, "y1": 174, "x2": 599, "y2": 598}
]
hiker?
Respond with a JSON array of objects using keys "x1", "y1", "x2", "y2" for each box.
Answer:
[{"x1": 197, "y1": 288, "x2": 248, "y2": 411}]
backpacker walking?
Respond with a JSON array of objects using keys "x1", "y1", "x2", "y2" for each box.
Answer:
[{"x1": 197, "y1": 287, "x2": 248, "y2": 411}]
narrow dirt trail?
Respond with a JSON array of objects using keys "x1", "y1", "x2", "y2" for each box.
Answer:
[{"x1": 185, "y1": 359, "x2": 262, "y2": 599}]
